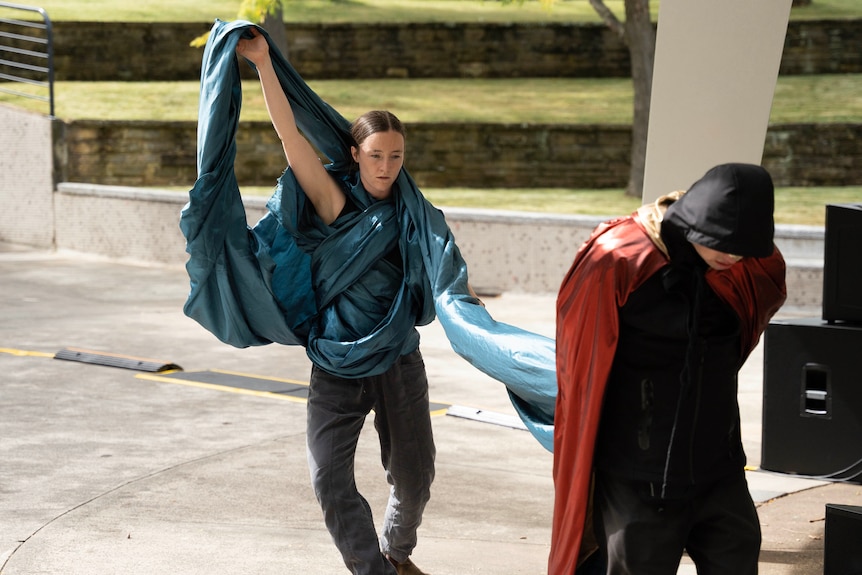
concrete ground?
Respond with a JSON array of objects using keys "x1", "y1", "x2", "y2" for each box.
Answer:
[{"x1": 1, "y1": 242, "x2": 860, "y2": 575}]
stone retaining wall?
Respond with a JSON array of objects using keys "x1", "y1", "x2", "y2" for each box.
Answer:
[
  {"x1": 51, "y1": 183, "x2": 824, "y2": 309},
  {"x1": 55, "y1": 119, "x2": 862, "y2": 189},
  {"x1": 52, "y1": 183, "x2": 604, "y2": 296},
  {"x1": 45, "y1": 19, "x2": 862, "y2": 82}
]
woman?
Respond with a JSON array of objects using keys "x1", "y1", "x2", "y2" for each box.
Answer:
[
  {"x1": 183, "y1": 19, "x2": 558, "y2": 575},
  {"x1": 236, "y1": 29, "x2": 434, "y2": 575}
]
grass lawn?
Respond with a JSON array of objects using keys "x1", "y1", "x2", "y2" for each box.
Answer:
[
  {"x1": 158, "y1": 184, "x2": 859, "y2": 227},
  {"x1": 4, "y1": 74, "x2": 862, "y2": 124},
  {"x1": 5, "y1": 72, "x2": 859, "y2": 225},
  {"x1": 3, "y1": 0, "x2": 860, "y2": 225},
  {"x1": 421, "y1": 187, "x2": 862, "y2": 227},
  {"x1": 20, "y1": 0, "x2": 862, "y2": 23}
]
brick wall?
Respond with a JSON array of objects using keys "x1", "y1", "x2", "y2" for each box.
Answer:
[
  {"x1": 764, "y1": 123, "x2": 862, "y2": 186},
  {"x1": 47, "y1": 20, "x2": 862, "y2": 82},
  {"x1": 781, "y1": 18, "x2": 862, "y2": 75},
  {"x1": 56, "y1": 119, "x2": 862, "y2": 189},
  {"x1": 55, "y1": 120, "x2": 197, "y2": 186}
]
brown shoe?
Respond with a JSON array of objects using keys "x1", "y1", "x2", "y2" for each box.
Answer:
[{"x1": 387, "y1": 556, "x2": 430, "y2": 575}]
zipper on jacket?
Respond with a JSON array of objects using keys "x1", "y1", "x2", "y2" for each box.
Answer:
[{"x1": 688, "y1": 340, "x2": 706, "y2": 484}]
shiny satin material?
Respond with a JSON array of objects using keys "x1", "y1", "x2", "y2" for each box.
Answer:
[
  {"x1": 549, "y1": 203, "x2": 787, "y2": 575},
  {"x1": 179, "y1": 19, "x2": 556, "y2": 447},
  {"x1": 281, "y1": 175, "x2": 431, "y2": 378}
]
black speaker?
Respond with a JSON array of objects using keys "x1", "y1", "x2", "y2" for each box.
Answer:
[
  {"x1": 824, "y1": 504, "x2": 862, "y2": 575},
  {"x1": 823, "y1": 204, "x2": 862, "y2": 324},
  {"x1": 761, "y1": 318, "x2": 862, "y2": 481}
]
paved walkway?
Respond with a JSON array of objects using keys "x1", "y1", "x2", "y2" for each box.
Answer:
[{"x1": 1, "y1": 243, "x2": 859, "y2": 574}]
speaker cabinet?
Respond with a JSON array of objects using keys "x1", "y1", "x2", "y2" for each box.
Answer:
[
  {"x1": 824, "y1": 504, "x2": 862, "y2": 575},
  {"x1": 823, "y1": 203, "x2": 862, "y2": 324},
  {"x1": 761, "y1": 318, "x2": 862, "y2": 480}
]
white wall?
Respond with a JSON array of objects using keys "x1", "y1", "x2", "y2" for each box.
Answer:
[
  {"x1": 0, "y1": 105, "x2": 56, "y2": 248},
  {"x1": 49, "y1": 183, "x2": 822, "y2": 309}
]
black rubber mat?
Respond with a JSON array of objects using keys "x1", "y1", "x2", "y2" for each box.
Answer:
[{"x1": 164, "y1": 370, "x2": 308, "y2": 397}]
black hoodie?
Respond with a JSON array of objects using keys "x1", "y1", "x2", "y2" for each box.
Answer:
[{"x1": 663, "y1": 163, "x2": 775, "y2": 259}]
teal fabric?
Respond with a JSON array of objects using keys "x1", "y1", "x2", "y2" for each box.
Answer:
[
  {"x1": 179, "y1": 19, "x2": 556, "y2": 450},
  {"x1": 286, "y1": 172, "x2": 433, "y2": 377}
]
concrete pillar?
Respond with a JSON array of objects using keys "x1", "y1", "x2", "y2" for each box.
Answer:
[{"x1": 642, "y1": 0, "x2": 794, "y2": 203}]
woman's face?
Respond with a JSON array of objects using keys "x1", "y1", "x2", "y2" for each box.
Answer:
[
  {"x1": 351, "y1": 130, "x2": 404, "y2": 200},
  {"x1": 693, "y1": 243, "x2": 744, "y2": 271}
]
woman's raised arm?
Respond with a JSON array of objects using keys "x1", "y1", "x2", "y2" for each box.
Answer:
[{"x1": 236, "y1": 29, "x2": 346, "y2": 224}]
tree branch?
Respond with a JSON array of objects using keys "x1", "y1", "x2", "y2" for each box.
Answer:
[{"x1": 588, "y1": 0, "x2": 626, "y2": 41}]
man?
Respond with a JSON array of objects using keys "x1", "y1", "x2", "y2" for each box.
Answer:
[{"x1": 550, "y1": 163, "x2": 787, "y2": 574}]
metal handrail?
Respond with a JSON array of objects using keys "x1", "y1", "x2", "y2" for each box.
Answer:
[{"x1": 0, "y1": 2, "x2": 54, "y2": 117}]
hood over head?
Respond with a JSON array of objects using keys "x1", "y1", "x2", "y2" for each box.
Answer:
[{"x1": 662, "y1": 163, "x2": 775, "y2": 259}]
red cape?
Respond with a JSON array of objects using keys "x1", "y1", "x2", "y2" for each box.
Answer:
[{"x1": 549, "y1": 210, "x2": 787, "y2": 574}]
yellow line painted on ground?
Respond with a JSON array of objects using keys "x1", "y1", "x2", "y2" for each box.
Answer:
[
  {"x1": 0, "y1": 347, "x2": 55, "y2": 358},
  {"x1": 135, "y1": 372, "x2": 309, "y2": 405},
  {"x1": 6, "y1": 346, "x2": 452, "y2": 416},
  {"x1": 138, "y1": 370, "x2": 452, "y2": 416}
]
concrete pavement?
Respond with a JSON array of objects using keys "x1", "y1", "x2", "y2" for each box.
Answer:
[{"x1": 1, "y1": 242, "x2": 860, "y2": 575}]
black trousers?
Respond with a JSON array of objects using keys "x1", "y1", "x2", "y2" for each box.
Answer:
[
  {"x1": 306, "y1": 350, "x2": 436, "y2": 575},
  {"x1": 592, "y1": 470, "x2": 761, "y2": 575}
]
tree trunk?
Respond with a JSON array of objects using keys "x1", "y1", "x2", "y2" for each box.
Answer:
[
  {"x1": 623, "y1": 0, "x2": 656, "y2": 198},
  {"x1": 263, "y1": 4, "x2": 289, "y2": 59}
]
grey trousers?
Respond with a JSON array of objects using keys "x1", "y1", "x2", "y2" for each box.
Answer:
[
  {"x1": 593, "y1": 470, "x2": 761, "y2": 575},
  {"x1": 306, "y1": 350, "x2": 436, "y2": 575}
]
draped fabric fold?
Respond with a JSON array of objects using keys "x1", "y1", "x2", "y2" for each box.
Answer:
[{"x1": 179, "y1": 19, "x2": 557, "y2": 450}]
